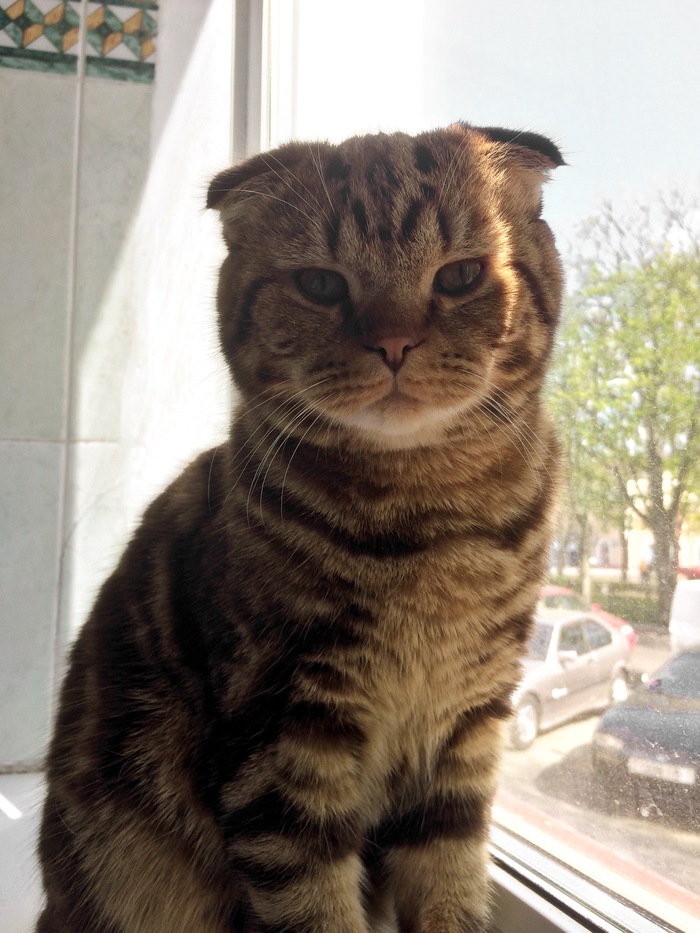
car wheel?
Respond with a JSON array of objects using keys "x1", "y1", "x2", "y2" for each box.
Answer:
[
  {"x1": 510, "y1": 696, "x2": 540, "y2": 750},
  {"x1": 610, "y1": 670, "x2": 629, "y2": 704}
]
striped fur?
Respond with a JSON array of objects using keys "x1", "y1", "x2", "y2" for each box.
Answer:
[{"x1": 38, "y1": 124, "x2": 563, "y2": 932}]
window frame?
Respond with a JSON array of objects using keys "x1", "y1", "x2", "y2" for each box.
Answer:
[{"x1": 489, "y1": 828, "x2": 676, "y2": 933}]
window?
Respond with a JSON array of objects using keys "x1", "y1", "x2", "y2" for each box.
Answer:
[
  {"x1": 528, "y1": 623, "x2": 554, "y2": 662},
  {"x1": 262, "y1": 2, "x2": 700, "y2": 931},
  {"x1": 558, "y1": 622, "x2": 589, "y2": 656},
  {"x1": 584, "y1": 620, "x2": 612, "y2": 651},
  {"x1": 649, "y1": 652, "x2": 700, "y2": 700}
]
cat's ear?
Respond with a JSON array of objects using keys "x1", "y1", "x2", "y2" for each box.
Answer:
[
  {"x1": 474, "y1": 126, "x2": 565, "y2": 171},
  {"x1": 467, "y1": 124, "x2": 565, "y2": 214},
  {"x1": 208, "y1": 153, "x2": 280, "y2": 210},
  {"x1": 207, "y1": 143, "x2": 313, "y2": 208},
  {"x1": 207, "y1": 146, "x2": 308, "y2": 247}
]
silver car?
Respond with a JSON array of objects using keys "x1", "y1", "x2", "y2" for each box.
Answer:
[{"x1": 510, "y1": 609, "x2": 632, "y2": 749}]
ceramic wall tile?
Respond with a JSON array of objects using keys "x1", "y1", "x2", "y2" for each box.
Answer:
[
  {"x1": 57, "y1": 440, "x2": 132, "y2": 645},
  {"x1": 0, "y1": 0, "x2": 234, "y2": 773},
  {"x1": 85, "y1": 1, "x2": 158, "y2": 83},
  {"x1": 0, "y1": 68, "x2": 75, "y2": 441},
  {"x1": 73, "y1": 77, "x2": 152, "y2": 441},
  {"x1": 0, "y1": 773, "x2": 44, "y2": 932},
  {"x1": 0, "y1": 0, "x2": 81, "y2": 76},
  {"x1": 107, "y1": 0, "x2": 234, "y2": 517},
  {"x1": 0, "y1": 1, "x2": 158, "y2": 83},
  {"x1": 0, "y1": 441, "x2": 61, "y2": 766}
]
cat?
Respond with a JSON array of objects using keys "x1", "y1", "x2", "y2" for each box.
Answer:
[{"x1": 37, "y1": 122, "x2": 563, "y2": 933}]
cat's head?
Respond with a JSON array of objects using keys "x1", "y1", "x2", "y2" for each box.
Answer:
[{"x1": 208, "y1": 123, "x2": 564, "y2": 451}]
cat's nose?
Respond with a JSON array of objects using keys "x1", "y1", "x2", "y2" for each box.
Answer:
[{"x1": 365, "y1": 336, "x2": 418, "y2": 373}]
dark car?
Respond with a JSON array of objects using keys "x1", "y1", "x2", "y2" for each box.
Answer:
[
  {"x1": 510, "y1": 610, "x2": 632, "y2": 750},
  {"x1": 539, "y1": 584, "x2": 637, "y2": 651},
  {"x1": 592, "y1": 649, "x2": 700, "y2": 811}
]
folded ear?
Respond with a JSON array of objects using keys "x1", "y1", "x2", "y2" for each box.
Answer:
[
  {"x1": 207, "y1": 144, "x2": 309, "y2": 247},
  {"x1": 207, "y1": 141, "x2": 312, "y2": 211},
  {"x1": 468, "y1": 124, "x2": 565, "y2": 214},
  {"x1": 207, "y1": 153, "x2": 275, "y2": 210},
  {"x1": 474, "y1": 126, "x2": 565, "y2": 170}
]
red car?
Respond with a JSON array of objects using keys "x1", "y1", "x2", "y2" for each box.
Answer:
[{"x1": 539, "y1": 585, "x2": 637, "y2": 652}]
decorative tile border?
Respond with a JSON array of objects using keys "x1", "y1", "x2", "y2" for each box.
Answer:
[{"x1": 0, "y1": 1, "x2": 158, "y2": 82}]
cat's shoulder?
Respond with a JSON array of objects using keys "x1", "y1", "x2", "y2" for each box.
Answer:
[{"x1": 121, "y1": 447, "x2": 229, "y2": 561}]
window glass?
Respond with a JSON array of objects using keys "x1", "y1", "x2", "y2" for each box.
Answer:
[
  {"x1": 527, "y1": 623, "x2": 553, "y2": 662},
  {"x1": 558, "y1": 623, "x2": 588, "y2": 656},
  {"x1": 266, "y1": 1, "x2": 700, "y2": 928},
  {"x1": 584, "y1": 620, "x2": 612, "y2": 650},
  {"x1": 650, "y1": 652, "x2": 700, "y2": 699}
]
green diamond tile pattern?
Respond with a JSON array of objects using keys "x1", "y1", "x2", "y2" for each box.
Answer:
[{"x1": 0, "y1": 1, "x2": 158, "y2": 82}]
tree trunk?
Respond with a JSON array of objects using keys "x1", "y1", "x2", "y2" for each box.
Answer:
[
  {"x1": 643, "y1": 431, "x2": 678, "y2": 627},
  {"x1": 555, "y1": 509, "x2": 572, "y2": 576},
  {"x1": 618, "y1": 514, "x2": 629, "y2": 583},
  {"x1": 649, "y1": 515, "x2": 677, "y2": 628},
  {"x1": 577, "y1": 512, "x2": 592, "y2": 605}
]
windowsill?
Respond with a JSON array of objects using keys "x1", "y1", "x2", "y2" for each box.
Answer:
[
  {"x1": 0, "y1": 772, "x2": 684, "y2": 933},
  {"x1": 489, "y1": 827, "x2": 679, "y2": 933}
]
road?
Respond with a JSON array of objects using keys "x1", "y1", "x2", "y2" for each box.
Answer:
[{"x1": 495, "y1": 630, "x2": 700, "y2": 929}]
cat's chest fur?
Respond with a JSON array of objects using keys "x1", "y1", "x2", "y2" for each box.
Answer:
[{"x1": 212, "y1": 425, "x2": 538, "y2": 792}]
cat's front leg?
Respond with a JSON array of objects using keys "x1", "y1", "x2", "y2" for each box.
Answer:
[
  {"x1": 220, "y1": 705, "x2": 374, "y2": 933},
  {"x1": 385, "y1": 834, "x2": 490, "y2": 933},
  {"x1": 382, "y1": 704, "x2": 507, "y2": 932}
]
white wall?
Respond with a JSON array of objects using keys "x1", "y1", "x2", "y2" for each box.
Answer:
[{"x1": 0, "y1": 0, "x2": 234, "y2": 769}]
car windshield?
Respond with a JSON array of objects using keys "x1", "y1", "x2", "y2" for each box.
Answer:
[
  {"x1": 527, "y1": 623, "x2": 554, "y2": 662},
  {"x1": 649, "y1": 653, "x2": 700, "y2": 699},
  {"x1": 542, "y1": 593, "x2": 587, "y2": 611}
]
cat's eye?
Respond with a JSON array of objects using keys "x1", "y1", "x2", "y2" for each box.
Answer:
[
  {"x1": 433, "y1": 259, "x2": 484, "y2": 297},
  {"x1": 295, "y1": 268, "x2": 348, "y2": 305}
]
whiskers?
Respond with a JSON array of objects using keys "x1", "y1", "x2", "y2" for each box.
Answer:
[
  {"x1": 247, "y1": 395, "x2": 333, "y2": 528},
  {"x1": 228, "y1": 149, "x2": 331, "y2": 241},
  {"x1": 477, "y1": 383, "x2": 554, "y2": 488},
  {"x1": 436, "y1": 129, "x2": 472, "y2": 216},
  {"x1": 221, "y1": 380, "x2": 336, "y2": 528},
  {"x1": 232, "y1": 188, "x2": 324, "y2": 236},
  {"x1": 446, "y1": 360, "x2": 552, "y2": 489}
]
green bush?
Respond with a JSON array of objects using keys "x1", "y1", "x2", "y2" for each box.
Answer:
[
  {"x1": 599, "y1": 592, "x2": 660, "y2": 628},
  {"x1": 590, "y1": 582, "x2": 659, "y2": 627},
  {"x1": 544, "y1": 576, "x2": 661, "y2": 628},
  {"x1": 546, "y1": 574, "x2": 574, "y2": 589}
]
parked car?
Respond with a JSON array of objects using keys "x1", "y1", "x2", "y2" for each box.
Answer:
[
  {"x1": 669, "y1": 578, "x2": 700, "y2": 654},
  {"x1": 510, "y1": 609, "x2": 632, "y2": 750},
  {"x1": 592, "y1": 649, "x2": 700, "y2": 809},
  {"x1": 678, "y1": 566, "x2": 700, "y2": 581},
  {"x1": 539, "y1": 584, "x2": 637, "y2": 651}
]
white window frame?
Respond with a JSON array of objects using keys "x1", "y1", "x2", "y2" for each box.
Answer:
[{"x1": 489, "y1": 828, "x2": 673, "y2": 933}]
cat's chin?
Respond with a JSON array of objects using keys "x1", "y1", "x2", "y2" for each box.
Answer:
[{"x1": 338, "y1": 395, "x2": 469, "y2": 451}]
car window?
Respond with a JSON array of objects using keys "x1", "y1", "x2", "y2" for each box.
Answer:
[
  {"x1": 649, "y1": 652, "x2": 700, "y2": 699},
  {"x1": 583, "y1": 619, "x2": 612, "y2": 650},
  {"x1": 527, "y1": 623, "x2": 553, "y2": 661},
  {"x1": 558, "y1": 622, "x2": 589, "y2": 656}
]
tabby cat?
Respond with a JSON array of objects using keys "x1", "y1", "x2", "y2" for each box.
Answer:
[{"x1": 38, "y1": 122, "x2": 563, "y2": 933}]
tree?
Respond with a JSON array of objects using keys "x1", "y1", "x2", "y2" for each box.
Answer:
[
  {"x1": 550, "y1": 194, "x2": 700, "y2": 624},
  {"x1": 548, "y1": 343, "x2": 628, "y2": 599}
]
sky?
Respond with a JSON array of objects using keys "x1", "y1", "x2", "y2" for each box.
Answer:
[
  {"x1": 283, "y1": 0, "x2": 700, "y2": 260},
  {"x1": 422, "y1": 0, "x2": 700, "y2": 252}
]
